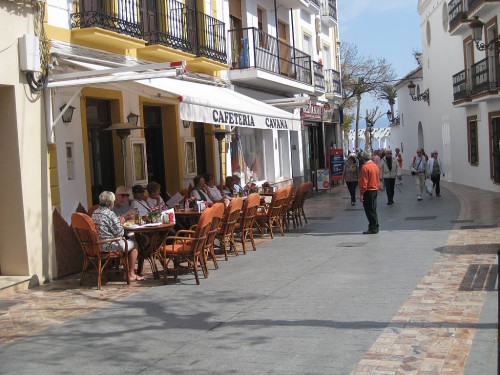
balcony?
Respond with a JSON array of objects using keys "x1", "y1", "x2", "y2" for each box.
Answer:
[
  {"x1": 468, "y1": 0, "x2": 500, "y2": 19},
  {"x1": 313, "y1": 61, "x2": 325, "y2": 95},
  {"x1": 448, "y1": 0, "x2": 469, "y2": 35},
  {"x1": 71, "y1": 0, "x2": 227, "y2": 72},
  {"x1": 452, "y1": 56, "x2": 500, "y2": 104},
  {"x1": 303, "y1": 0, "x2": 320, "y2": 14},
  {"x1": 325, "y1": 68, "x2": 341, "y2": 100},
  {"x1": 227, "y1": 27, "x2": 314, "y2": 95},
  {"x1": 320, "y1": 0, "x2": 337, "y2": 27}
]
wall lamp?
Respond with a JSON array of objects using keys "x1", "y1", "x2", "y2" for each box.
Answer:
[
  {"x1": 469, "y1": 16, "x2": 499, "y2": 51},
  {"x1": 127, "y1": 112, "x2": 139, "y2": 126},
  {"x1": 407, "y1": 81, "x2": 430, "y2": 105},
  {"x1": 386, "y1": 110, "x2": 400, "y2": 126},
  {"x1": 60, "y1": 103, "x2": 75, "y2": 123}
]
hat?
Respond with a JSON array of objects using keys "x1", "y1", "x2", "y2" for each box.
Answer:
[
  {"x1": 115, "y1": 185, "x2": 129, "y2": 195},
  {"x1": 132, "y1": 185, "x2": 145, "y2": 194},
  {"x1": 362, "y1": 150, "x2": 372, "y2": 160}
]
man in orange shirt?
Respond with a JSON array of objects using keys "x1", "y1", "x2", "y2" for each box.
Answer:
[{"x1": 358, "y1": 150, "x2": 380, "y2": 234}]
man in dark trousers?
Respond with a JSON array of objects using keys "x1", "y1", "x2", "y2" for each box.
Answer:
[{"x1": 358, "y1": 150, "x2": 380, "y2": 234}]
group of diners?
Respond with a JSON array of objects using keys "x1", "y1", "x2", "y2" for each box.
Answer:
[{"x1": 89, "y1": 173, "x2": 253, "y2": 282}]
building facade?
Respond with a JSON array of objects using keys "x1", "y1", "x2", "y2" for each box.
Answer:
[{"x1": 392, "y1": 0, "x2": 499, "y2": 192}]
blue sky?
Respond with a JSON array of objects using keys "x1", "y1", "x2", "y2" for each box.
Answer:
[{"x1": 338, "y1": 0, "x2": 422, "y2": 128}]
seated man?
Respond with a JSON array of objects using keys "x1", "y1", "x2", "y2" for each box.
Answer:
[
  {"x1": 130, "y1": 185, "x2": 151, "y2": 217},
  {"x1": 222, "y1": 176, "x2": 234, "y2": 196},
  {"x1": 203, "y1": 173, "x2": 230, "y2": 206},
  {"x1": 232, "y1": 174, "x2": 243, "y2": 194},
  {"x1": 112, "y1": 186, "x2": 135, "y2": 220}
]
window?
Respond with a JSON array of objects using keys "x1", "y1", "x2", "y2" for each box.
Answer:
[
  {"x1": 303, "y1": 34, "x2": 312, "y2": 55},
  {"x1": 238, "y1": 128, "x2": 265, "y2": 181},
  {"x1": 467, "y1": 117, "x2": 478, "y2": 165},
  {"x1": 323, "y1": 45, "x2": 331, "y2": 69}
]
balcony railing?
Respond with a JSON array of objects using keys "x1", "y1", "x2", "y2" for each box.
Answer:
[
  {"x1": 448, "y1": 0, "x2": 467, "y2": 29},
  {"x1": 142, "y1": 0, "x2": 195, "y2": 54},
  {"x1": 325, "y1": 68, "x2": 341, "y2": 96},
  {"x1": 452, "y1": 69, "x2": 469, "y2": 101},
  {"x1": 468, "y1": 0, "x2": 482, "y2": 10},
  {"x1": 313, "y1": 61, "x2": 324, "y2": 92},
  {"x1": 471, "y1": 56, "x2": 499, "y2": 94},
  {"x1": 71, "y1": 0, "x2": 226, "y2": 63},
  {"x1": 321, "y1": 0, "x2": 337, "y2": 21},
  {"x1": 228, "y1": 27, "x2": 312, "y2": 86},
  {"x1": 310, "y1": 0, "x2": 321, "y2": 8},
  {"x1": 71, "y1": 0, "x2": 142, "y2": 39}
]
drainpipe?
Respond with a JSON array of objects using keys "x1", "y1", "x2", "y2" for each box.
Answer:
[
  {"x1": 290, "y1": 8, "x2": 297, "y2": 78},
  {"x1": 274, "y1": 0, "x2": 280, "y2": 74}
]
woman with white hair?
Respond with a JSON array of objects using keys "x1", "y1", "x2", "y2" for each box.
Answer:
[{"x1": 92, "y1": 191, "x2": 144, "y2": 281}]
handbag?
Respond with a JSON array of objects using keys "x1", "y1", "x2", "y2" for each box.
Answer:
[{"x1": 425, "y1": 178, "x2": 433, "y2": 195}]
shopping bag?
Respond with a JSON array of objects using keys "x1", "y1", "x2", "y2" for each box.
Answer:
[{"x1": 425, "y1": 179, "x2": 433, "y2": 195}]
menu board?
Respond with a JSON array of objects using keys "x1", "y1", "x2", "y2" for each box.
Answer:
[
  {"x1": 316, "y1": 169, "x2": 330, "y2": 190},
  {"x1": 330, "y1": 149, "x2": 344, "y2": 181}
]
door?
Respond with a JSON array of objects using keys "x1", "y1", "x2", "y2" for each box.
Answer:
[
  {"x1": 86, "y1": 99, "x2": 116, "y2": 205},
  {"x1": 144, "y1": 106, "x2": 166, "y2": 197},
  {"x1": 185, "y1": 0, "x2": 197, "y2": 54},
  {"x1": 491, "y1": 117, "x2": 500, "y2": 183},
  {"x1": 194, "y1": 122, "x2": 207, "y2": 175},
  {"x1": 278, "y1": 21, "x2": 290, "y2": 76}
]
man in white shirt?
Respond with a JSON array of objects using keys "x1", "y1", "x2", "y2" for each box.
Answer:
[{"x1": 130, "y1": 185, "x2": 151, "y2": 216}]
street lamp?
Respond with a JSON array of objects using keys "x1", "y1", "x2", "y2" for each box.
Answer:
[
  {"x1": 407, "y1": 81, "x2": 430, "y2": 105},
  {"x1": 469, "y1": 16, "x2": 499, "y2": 51},
  {"x1": 386, "y1": 110, "x2": 400, "y2": 126}
]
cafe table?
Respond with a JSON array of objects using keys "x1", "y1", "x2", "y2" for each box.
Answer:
[
  {"x1": 123, "y1": 222, "x2": 174, "y2": 279},
  {"x1": 174, "y1": 208, "x2": 202, "y2": 229}
]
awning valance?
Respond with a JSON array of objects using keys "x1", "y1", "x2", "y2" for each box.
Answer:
[{"x1": 136, "y1": 78, "x2": 301, "y2": 131}]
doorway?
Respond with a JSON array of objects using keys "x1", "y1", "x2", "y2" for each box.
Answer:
[
  {"x1": 193, "y1": 122, "x2": 207, "y2": 176},
  {"x1": 303, "y1": 123, "x2": 325, "y2": 188},
  {"x1": 144, "y1": 106, "x2": 167, "y2": 197},
  {"x1": 86, "y1": 99, "x2": 116, "y2": 204},
  {"x1": 491, "y1": 117, "x2": 500, "y2": 183}
]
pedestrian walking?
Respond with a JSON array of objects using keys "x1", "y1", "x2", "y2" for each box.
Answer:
[
  {"x1": 342, "y1": 155, "x2": 359, "y2": 206},
  {"x1": 426, "y1": 150, "x2": 445, "y2": 197},
  {"x1": 379, "y1": 149, "x2": 401, "y2": 205},
  {"x1": 395, "y1": 147, "x2": 403, "y2": 169},
  {"x1": 410, "y1": 148, "x2": 428, "y2": 201},
  {"x1": 358, "y1": 151, "x2": 380, "y2": 234}
]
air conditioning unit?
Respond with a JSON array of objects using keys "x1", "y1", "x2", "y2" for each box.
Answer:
[{"x1": 18, "y1": 34, "x2": 41, "y2": 72}]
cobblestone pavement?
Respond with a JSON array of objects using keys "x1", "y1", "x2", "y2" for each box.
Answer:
[
  {"x1": 0, "y1": 180, "x2": 498, "y2": 375},
  {"x1": 351, "y1": 181, "x2": 499, "y2": 375}
]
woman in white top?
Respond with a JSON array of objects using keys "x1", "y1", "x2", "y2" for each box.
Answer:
[
  {"x1": 190, "y1": 175, "x2": 214, "y2": 206},
  {"x1": 146, "y1": 181, "x2": 167, "y2": 210}
]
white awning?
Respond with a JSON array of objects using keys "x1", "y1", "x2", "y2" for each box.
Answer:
[{"x1": 135, "y1": 78, "x2": 301, "y2": 131}]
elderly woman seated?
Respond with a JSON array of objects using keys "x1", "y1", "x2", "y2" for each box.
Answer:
[
  {"x1": 146, "y1": 181, "x2": 168, "y2": 210},
  {"x1": 92, "y1": 191, "x2": 145, "y2": 281},
  {"x1": 190, "y1": 175, "x2": 214, "y2": 206},
  {"x1": 203, "y1": 173, "x2": 230, "y2": 206}
]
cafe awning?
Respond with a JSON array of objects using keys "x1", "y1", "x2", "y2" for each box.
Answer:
[{"x1": 135, "y1": 78, "x2": 301, "y2": 131}]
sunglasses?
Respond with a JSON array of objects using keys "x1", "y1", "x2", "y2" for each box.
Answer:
[{"x1": 119, "y1": 193, "x2": 129, "y2": 197}]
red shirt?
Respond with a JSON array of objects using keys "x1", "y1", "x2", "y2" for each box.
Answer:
[{"x1": 358, "y1": 160, "x2": 380, "y2": 196}]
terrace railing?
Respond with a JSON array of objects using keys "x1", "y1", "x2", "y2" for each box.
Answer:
[
  {"x1": 228, "y1": 27, "x2": 312, "y2": 85},
  {"x1": 325, "y1": 68, "x2": 341, "y2": 96}
]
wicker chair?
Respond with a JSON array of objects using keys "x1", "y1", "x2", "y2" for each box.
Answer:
[
  {"x1": 160, "y1": 207, "x2": 214, "y2": 285},
  {"x1": 234, "y1": 193, "x2": 260, "y2": 254},
  {"x1": 71, "y1": 212, "x2": 130, "y2": 290},
  {"x1": 287, "y1": 183, "x2": 307, "y2": 228},
  {"x1": 296, "y1": 182, "x2": 313, "y2": 226},
  {"x1": 255, "y1": 188, "x2": 288, "y2": 239},
  {"x1": 201, "y1": 202, "x2": 225, "y2": 274},
  {"x1": 279, "y1": 185, "x2": 294, "y2": 232},
  {"x1": 215, "y1": 198, "x2": 243, "y2": 260}
]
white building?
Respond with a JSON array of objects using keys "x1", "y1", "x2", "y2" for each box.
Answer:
[{"x1": 392, "y1": 0, "x2": 499, "y2": 192}]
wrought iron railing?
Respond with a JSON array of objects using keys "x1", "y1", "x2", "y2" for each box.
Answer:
[
  {"x1": 310, "y1": 0, "x2": 321, "y2": 9},
  {"x1": 196, "y1": 11, "x2": 226, "y2": 63},
  {"x1": 142, "y1": 0, "x2": 195, "y2": 55},
  {"x1": 471, "y1": 56, "x2": 499, "y2": 94},
  {"x1": 468, "y1": 0, "x2": 482, "y2": 11},
  {"x1": 325, "y1": 68, "x2": 341, "y2": 96},
  {"x1": 228, "y1": 27, "x2": 312, "y2": 86},
  {"x1": 72, "y1": 0, "x2": 226, "y2": 63},
  {"x1": 71, "y1": 0, "x2": 142, "y2": 39},
  {"x1": 452, "y1": 69, "x2": 469, "y2": 101},
  {"x1": 448, "y1": 0, "x2": 467, "y2": 29},
  {"x1": 321, "y1": 0, "x2": 337, "y2": 21},
  {"x1": 313, "y1": 61, "x2": 324, "y2": 92}
]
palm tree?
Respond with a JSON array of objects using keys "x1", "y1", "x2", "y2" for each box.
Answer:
[{"x1": 379, "y1": 85, "x2": 397, "y2": 123}]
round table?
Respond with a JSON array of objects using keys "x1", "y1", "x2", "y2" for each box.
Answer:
[
  {"x1": 174, "y1": 208, "x2": 202, "y2": 229},
  {"x1": 124, "y1": 222, "x2": 175, "y2": 278}
]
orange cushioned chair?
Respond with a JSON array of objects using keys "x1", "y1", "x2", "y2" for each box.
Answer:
[
  {"x1": 71, "y1": 212, "x2": 130, "y2": 290},
  {"x1": 234, "y1": 193, "x2": 260, "y2": 253},
  {"x1": 215, "y1": 197, "x2": 243, "y2": 260},
  {"x1": 255, "y1": 188, "x2": 288, "y2": 239},
  {"x1": 160, "y1": 207, "x2": 214, "y2": 285}
]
